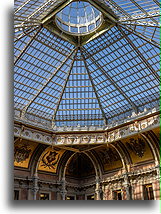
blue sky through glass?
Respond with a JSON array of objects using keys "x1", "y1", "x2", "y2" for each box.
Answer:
[{"x1": 14, "y1": 0, "x2": 160, "y2": 127}]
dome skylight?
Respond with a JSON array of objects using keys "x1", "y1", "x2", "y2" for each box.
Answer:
[
  {"x1": 14, "y1": 0, "x2": 160, "y2": 128},
  {"x1": 55, "y1": 1, "x2": 103, "y2": 35}
]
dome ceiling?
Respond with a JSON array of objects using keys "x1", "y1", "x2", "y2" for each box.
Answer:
[
  {"x1": 14, "y1": 0, "x2": 160, "y2": 129},
  {"x1": 56, "y1": 1, "x2": 103, "y2": 35}
]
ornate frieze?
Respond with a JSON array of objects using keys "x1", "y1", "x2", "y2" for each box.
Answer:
[
  {"x1": 14, "y1": 126, "x2": 53, "y2": 145},
  {"x1": 14, "y1": 113, "x2": 159, "y2": 145},
  {"x1": 107, "y1": 114, "x2": 159, "y2": 143},
  {"x1": 14, "y1": 125, "x2": 106, "y2": 145},
  {"x1": 55, "y1": 134, "x2": 106, "y2": 145}
]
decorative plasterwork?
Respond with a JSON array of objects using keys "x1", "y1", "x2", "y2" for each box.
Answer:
[
  {"x1": 55, "y1": 134, "x2": 106, "y2": 145},
  {"x1": 126, "y1": 137, "x2": 146, "y2": 158},
  {"x1": 14, "y1": 113, "x2": 159, "y2": 146},
  {"x1": 107, "y1": 114, "x2": 159, "y2": 143},
  {"x1": 14, "y1": 126, "x2": 106, "y2": 145},
  {"x1": 14, "y1": 126, "x2": 53, "y2": 145}
]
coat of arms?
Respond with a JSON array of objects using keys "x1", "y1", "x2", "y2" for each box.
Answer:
[
  {"x1": 14, "y1": 145, "x2": 32, "y2": 163},
  {"x1": 41, "y1": 150, "x2": 60, "y2": 169},
  {"x1": 126, "y1": 137, "x2": 145, "y2": 158}
]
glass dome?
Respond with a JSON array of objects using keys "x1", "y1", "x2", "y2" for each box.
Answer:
[
  {"x1": 55, "y1": 1, "x2": 103, "y2": 35},
  {"x1": 14, "y1": 0, "x2": 160, "y2": 129}
]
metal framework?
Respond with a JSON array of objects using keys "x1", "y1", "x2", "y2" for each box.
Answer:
[{"x1": 14, "y1": 0, "x2": 160, "y2": 128}]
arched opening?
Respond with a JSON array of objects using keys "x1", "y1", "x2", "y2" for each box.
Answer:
[
  {"x1": 66, "y1": 153, "x2": 95, "y2": 178},
  {"x1": 64, "y1": 153, "x2": 97, "y2": 200}
]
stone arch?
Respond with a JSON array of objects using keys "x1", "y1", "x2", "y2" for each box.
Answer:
[
  {"x1": 147, "y1": 131, "x2": 160, "y2": 159},
  {"x1": 58, "y1": 151, "x2": 76, "y2": 181},
  {"x1": 141, "y1": 132, "x2": 159, "y2": 164},
  {"x1": 110, "y1": 142, "x2": 133, "y2": 200},
  {"x1": 59, "y1": 151, "x2": 100, "y2": 181},
  {"x1": 117, "y1": 140, "x2": 132, "y2": 166},
  {"x1": 29, "y1": 143, "x2": 48, "y2": 177},
  {"x1": 57, "y1": 151, "x2": 101, "y2": 200},
  {"x1": 150, "y1": 130, "x2": 160, "y2": 147},
  {"x1": 83, "y1": 151, "x2": 102, "y2": 179}
]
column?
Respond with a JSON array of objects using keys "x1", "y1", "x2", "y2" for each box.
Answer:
[
  {"x1": 60, "y1": 177, "x2": 67, "y2": 200},
  {"x1": 95, "y1": 176, "x2": 101, "y2": 200},
  {"x1": 155, "y1": 164, "x2": 160, "y2": 181},
  {"x1": 123, "y1": 173, "x2": 132, "y2": 200},
  {"x1": 101, "y1": 183, "x2": 105, "y2": 200},
  {"x1": 32, "y1": 173, "x2": 39, "y2": 200}
]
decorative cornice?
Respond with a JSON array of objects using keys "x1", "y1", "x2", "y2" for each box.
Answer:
[{"x1": 14, "y1": 113, "x2": 159, "y2": 145}]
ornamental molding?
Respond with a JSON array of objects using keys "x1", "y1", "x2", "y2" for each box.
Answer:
[
  {"x1": 14, "y1": 125, "x2": 106, "y2": 145},
  {"x1": 14, "y1": 126, "x2": 53, "y2": 145},
  {"x1": 107, "y1": 114, "x2": 159, "y2": 143},
  {"x1": 14, "y1": 113, "x2": 159, "y2": 145}
]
